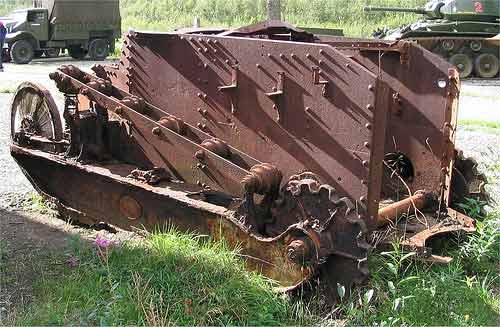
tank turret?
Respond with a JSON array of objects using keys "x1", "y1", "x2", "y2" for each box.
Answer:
[{"x1": 365, "y1": 0, "x2": 500, "y2": 22}]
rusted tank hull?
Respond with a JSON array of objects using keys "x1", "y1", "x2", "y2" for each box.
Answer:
[
  {"x1": 8, "y1": 21, "x2": 482, "y2": 300},
  {"x1": 11, "y1": 144, "x2": 319, "y2": 290}
]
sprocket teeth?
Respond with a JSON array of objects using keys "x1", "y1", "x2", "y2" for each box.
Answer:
[
  {"x1": 453, "y1": 148, "x2": 491, "y2": 204},
  {"x1": 277, "y1": 171, "x2": 371, "y2": 296}
]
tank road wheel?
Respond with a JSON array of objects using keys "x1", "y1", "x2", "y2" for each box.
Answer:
[
  {"x1": 449, "y1": 54, "x2": 473, "y2": 79},
  {"x1": 68, "y1": 46, "x2": 87, "y2": 60},
  {"x1": 470, "y1": 40, "x2": 482, "y2": 52},
  {"x1": 10, "y1": 82, "x2": 63, "y2": 147},
  {"x1": 10, "y1": 39, "x2": 35, "y2": 64},
  {"x1": 88, "y1": 39, "x2": 110, "y2": 61},
  {"x1": 44, "y1": 48, "x2": 61, "y2": 58},
  {"x1": 441, "y1": 40, "x2": 455, "y2": 52},
  {"x1": 474, "y1": 54, "x2": 499, "y2": 79}
]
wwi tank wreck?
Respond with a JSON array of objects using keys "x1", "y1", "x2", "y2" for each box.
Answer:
[{"x1": 9, "y1": 21, "x2": 488, "y2": 300}]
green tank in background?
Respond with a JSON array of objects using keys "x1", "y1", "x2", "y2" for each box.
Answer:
[
  {"x1": 365, "y1": 0, "x2": 500, "y2": 78},
  {"x1": 1, "y1": 0, "x2": 121, "y2": 64}
]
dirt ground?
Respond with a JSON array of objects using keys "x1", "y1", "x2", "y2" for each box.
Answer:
[{"x1": 0, "y1": 57, "x2": 499, "y2": 323}]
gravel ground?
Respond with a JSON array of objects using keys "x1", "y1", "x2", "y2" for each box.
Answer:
[{"x1": 0, "y1": 58, "x2": 117, "y2": 199}]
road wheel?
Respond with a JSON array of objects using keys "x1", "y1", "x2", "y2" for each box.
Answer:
[
  {"x1": 68, "y1": 46, "x2": 86, "y2": 60},
  {"x1": 442, "y1": 40, "x2": 454, "y2": 51},
  {"x1": 474, "y1": 53, "x2": 499, "y2": 78},
  {"x1": 88, "y1": 39, "x2": 109, "y2": 60},
  {"x1": 10, "y1": 40, "x2": 35, "y2": 64},
  {"x1": 44, "y1": 48, "x2": 60, "y2": 58},
  {"x1": 449, "y1": 54, "x2": 473, "y2": 78}
]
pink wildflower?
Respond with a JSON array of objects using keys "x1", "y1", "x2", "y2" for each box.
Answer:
[
  {"x1": 66, "y1": 256, "x2": 79, "y2": 268},
  {"x1": 95, "y1": 234, "x2": 114, "y2": 248}
]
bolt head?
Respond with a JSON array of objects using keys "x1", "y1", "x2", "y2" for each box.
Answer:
[{"x1": 286, "y1": 239, "x2": 309, "y2": 264}]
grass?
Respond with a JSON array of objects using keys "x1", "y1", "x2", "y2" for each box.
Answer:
[
  {"x1": 461, "y1": 90, "x2": 500, "y2": 101},
  {"x1": 13, "y1": 229, "x2": 314, "y2": 326},
  {"x1": 0, "y1": 87, "x2": 15, "y2": 94},
  {"x1": 459, "y1": 120, "x2": 500, "y2": 130},
  {"x1": 459, "y1": 120, "x2": 500, "y2": 135},
  {"x1": 1, "y1": 0, "x2": 426, "y2": 37},
  {"x1": 9, "y1": 202, "x2": 500, "y2": 326},
  {"x1": 343, "y1": 208, "x2": 500, "y2": 326}
]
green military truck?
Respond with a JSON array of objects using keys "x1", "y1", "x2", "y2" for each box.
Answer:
[{"x1": 1, "y1": 0, "x2": 121, "y2": 64}]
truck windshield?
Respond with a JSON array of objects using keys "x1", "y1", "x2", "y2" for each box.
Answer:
[{"x1": 8, "y1": 10, "x2": 27, "y2": 22}]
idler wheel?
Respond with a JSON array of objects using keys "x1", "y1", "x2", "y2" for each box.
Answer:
[
  {"x1": 449, "y1": 54, "x2": 473, "y2": 78},
  {"x1": 241, "y1": 163, "x2": 283, "y2": 195},
  {"x1": 86, "y1": 80, "x2": 112, "y2": 96},
  {"x1": 121, "y1": 96, "x2": 146, "y2": 113},
  {"x1": 59, "y1": 64, "x2": 86, "y2": 81},
  {"x1": 200, "y1": 138, "x2": 231, "y2": 159},
  {"x1": 474, "y1": 54, "x2": 499, "y2": 79},
  {"x1": 10, "y1": 82, "x2": 63, "y2": 145},
  {"x1": 158, "y1": 116, "x2": 186, "y2": 135}
]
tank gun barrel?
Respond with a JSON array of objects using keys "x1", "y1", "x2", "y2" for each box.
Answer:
[{"x1": 364, "y1": 6, "x2": 426, "y2": 15}]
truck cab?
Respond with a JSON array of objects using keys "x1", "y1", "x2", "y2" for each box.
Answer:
[
  {"x1": 3, "y1": 8, "x2": 51, "y2": 64},
  {"x1": 2, "y1": 0, "x2": 121, "y2": 64},
  {"x1": 6, "y1": 8, "x2": 50, "y2": 41}
]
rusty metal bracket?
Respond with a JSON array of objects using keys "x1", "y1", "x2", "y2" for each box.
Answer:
[
  {"x1": 312, "y1": 66, "x2": 329, "y2": 97},
  {"x1": 265, "y1": 71, "x2": 285, "y2": 99},
  {"x1": 265, "y1": 72, "x2": 285, "y2": 122},
  {"x1": 218, "y1": 65, "x2": 239, "y2": 114},
  {"x1": 218, "y1": 65, "x2": 239, "y2": 92}
]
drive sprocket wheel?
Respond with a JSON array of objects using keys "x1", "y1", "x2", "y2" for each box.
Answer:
[
  {"x1": 451, "y1": 149, "x2": 490, "y2": 205},
  {"x1": 268, "y1": 172, "x2": 370, "y2": 301}
]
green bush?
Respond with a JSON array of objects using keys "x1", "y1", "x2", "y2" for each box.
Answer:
[{"x1": 1, "y1": 0, "x2": 427, "y2": 37}]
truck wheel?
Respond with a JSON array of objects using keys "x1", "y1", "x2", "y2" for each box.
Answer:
[
  {"x1": 474, "y1": 54, "x2": 499, "y2": 78},
  {"x1": 88, "y1": 39, "x2": 109, "y2": 60},
  {"x1": 44, "y1": 48, "x2": 61, "y2": 58},
  {"x1": 10, "y1": 40, "x2": 35, "y2": 64},
  {"x1": 449, "y1": 54, "x2": 473, "y2": 79},
  {"x1": 68, "y1": 46, "x2": 86, "y2": 60}
]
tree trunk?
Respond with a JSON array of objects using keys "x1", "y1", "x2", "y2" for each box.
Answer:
[{"x1": 267, "y1": 0, "x2": 282, "y2": 21}]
